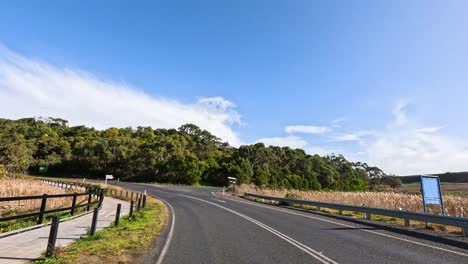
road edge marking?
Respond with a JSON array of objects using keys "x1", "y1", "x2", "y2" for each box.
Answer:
[{"x1": 155, "y1": 198, "x2": 176, "y2": 264}]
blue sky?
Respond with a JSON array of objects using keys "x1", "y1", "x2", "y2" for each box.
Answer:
[{"x1": 1, "y1": 1, "x2": 468, "y2": 175}]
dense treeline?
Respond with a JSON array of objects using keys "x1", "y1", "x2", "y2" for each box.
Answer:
[{"x1": 0, "y1": 117, "x2": 387, "y2": 191}]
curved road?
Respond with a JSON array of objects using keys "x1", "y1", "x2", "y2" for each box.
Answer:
[{"x1": 118, "y1": 182, "x2": 468, "y2": 264}]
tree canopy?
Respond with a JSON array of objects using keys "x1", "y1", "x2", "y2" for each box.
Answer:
[{"x1": 0, "y1": 117, "x2": 387, "y2": 191}]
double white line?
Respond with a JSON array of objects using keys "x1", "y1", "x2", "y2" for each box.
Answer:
[{"x1": 179, "y1": 194, "x2": 338, "y2": 264}]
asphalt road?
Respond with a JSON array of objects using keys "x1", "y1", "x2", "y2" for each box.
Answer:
[{"x1": 117, "y1": 182, "x2": 468, "y2": 264}]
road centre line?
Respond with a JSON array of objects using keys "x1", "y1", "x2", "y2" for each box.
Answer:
[{"x1": 179, "y1": 194, "x2": 338, "y2": 264}]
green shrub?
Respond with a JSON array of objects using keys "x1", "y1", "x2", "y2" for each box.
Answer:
[{"x1": 0, "y1": 164, "x2": 8, "y2": 179}]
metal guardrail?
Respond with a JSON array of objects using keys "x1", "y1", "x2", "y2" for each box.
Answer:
[{"x1": 244, "y1": 193, "x2": 468, "y2": 236}]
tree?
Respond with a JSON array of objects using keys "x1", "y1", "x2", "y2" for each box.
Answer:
[
  {"x1": 0, "y1": 133, "x2": 33, "y2": 173},
  {"x1": 254, "y1": 166, "x2": 269, "y2": 186}
]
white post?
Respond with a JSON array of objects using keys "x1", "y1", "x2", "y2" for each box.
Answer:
[
  {"x1": 105, "y1": 177, "x2": 107, "y2": 187},
  {"x1": 222, "y1": 187, "x2": 225, "y2": 195},
  {"x1": 144, "y1": 190, "x2": 147, "y2": 196}
]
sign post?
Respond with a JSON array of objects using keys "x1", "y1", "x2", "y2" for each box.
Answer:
[
  {"x1": 227, "y1": 177, "x2": 237, "y2": 194},
  {"x1": 420, "y1": 175, "x2": 445, "y2": 230},
  {"x1": 105, "y1": 175, "x2": 114, "y2": 187}
]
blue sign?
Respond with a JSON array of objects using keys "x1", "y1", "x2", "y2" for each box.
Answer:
[{"x1": 420, "y1": 175, "x2": 445, "y2": 215}]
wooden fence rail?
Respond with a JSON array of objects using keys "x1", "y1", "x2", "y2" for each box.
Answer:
[{"x1": 0, "y1": 180, "x2": 104, "y2": 224}]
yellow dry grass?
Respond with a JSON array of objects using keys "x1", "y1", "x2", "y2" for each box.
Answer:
[
  {"x1": 235, "y1": 184, "x2": 468, "y2": 217},
  {"x1": 40, "y1": 178, "x2": 132, "y2": 201},
  {"x1": 0, "y1": 179, "x2": 88, "y2": 217}
]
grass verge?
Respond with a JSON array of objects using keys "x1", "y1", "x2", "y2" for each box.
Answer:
[{"x1": 34, "y1": 197, "x2": 167, "y2": 264}]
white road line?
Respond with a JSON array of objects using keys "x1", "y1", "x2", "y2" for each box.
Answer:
[
  {"x1": 213, "y1": 193, "x2": 468, "y2": 258},
  {"x1": 105, "y1": 211, "x2": 115, "y2": 217},
  {"x1": 180, "y1": 194, "x2": 337, "y2": 264},
  {"x1": 98, "y1": 210, "x2": 107, "y2": 216},
  {"x1": 155, "y1": 198, "x2": 176, "y2": 264},
  {"x1": 210, "y1": 198, "x2": 226, "y2": 203}
]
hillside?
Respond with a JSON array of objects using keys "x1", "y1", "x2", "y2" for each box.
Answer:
[{"x1": 0, "y1": 117, "x2": 383, "y2": 191}]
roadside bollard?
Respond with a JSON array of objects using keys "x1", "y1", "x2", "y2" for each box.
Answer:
[
  {"x1": 115, "y1": 204, "x2": 121, "y2": 226},
  {"x1": 404, "y1": 218, "x2": 410, "y2": 226},
  {"x1": 142, "y1": 194, "x2": 147, "y2": 208},
  {"x1": 46, "y1": 216, "x2": 60, "y2": 257},
  {"x1": 137, "y1": 197, "x2": 142, "y2": 211},
  {"x1": 129, "y1": 200, "x2": 134, "y2": 217},
  {"x1": 365, "y1": 212, "x2": 371, "y2": 220},
  {"x1": 90, "y1": 208, "x2": 99, "y2": 236}
]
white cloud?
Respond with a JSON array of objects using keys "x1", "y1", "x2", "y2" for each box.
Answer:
[
  {"x1": 256, "y1": 135, "x2": 308, "y2": 149},
  {"x1": 285, "y1": 125, "x2": 329, "y2": 134},
  {"x1": 415, "y1": 127, "x2": 442, "y2": 134},
  {"x1": 256, "y1": 135, "x2": 335, "y2": 156},
  {"x1": 330, "y1": 130, "x2": 374, "y2": 142},
  {"x1": 0, "y1": 46, "x2": 243, "y2": 146},
  {"x1": 331, "y1": 118, "x2": 345, "y2": 124},
  {"x1": 367, "y1": 129, "x2": 468, "y2": 175},
  {"x1": 366, "y1": 102, "x2": 468, "y2": 175},
  {"x1": 392, "y1": 100, "x2": 409, "y2": 126},
  {"x1": 304, "y1": 146, "x2": 334, "y2": 156}
]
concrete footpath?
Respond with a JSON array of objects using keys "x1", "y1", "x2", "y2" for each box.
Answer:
[{"x1": 0, "y1": 197, "x2": 130, "y2": 263}]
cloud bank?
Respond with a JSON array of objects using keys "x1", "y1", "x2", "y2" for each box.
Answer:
[
  {"x1": 255, "y1": 101, "x2": 468, "y2": 176},
  {"x1": 366, "y1": 103, "x2": 468, "y2": 175},
  {"x1": 256, "y1": 135, "x2": 308, "y2": 149},
  {"x1": 0, "y1": 47, "x2": 242, "y2": 146},
  {"x1": 285, "y1": 125, "x2": 329, "y2": 134}
]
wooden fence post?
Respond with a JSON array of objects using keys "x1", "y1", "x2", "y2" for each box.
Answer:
[
  {"x1": 70, "y1": 193, "x2": 77, "y2": 216},
  {"x1": 99, "y1": 190, "x2": 104, "y2": 208},
  {"x1": 38, "y1": 194, "x2": 48, "y2": 224},
  {"x1": 46, "y1": 216, "x2": 59, "y2": 257},
  {"x1": 86, "y1": 193, "x2": 92, "y2": 211}
]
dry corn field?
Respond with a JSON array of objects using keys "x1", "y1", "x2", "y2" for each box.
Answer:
[
  {"x1": 235, "y1": 184, "x2": 468, "y2": 217},
  {"x1": 0, "y1": 179, "x2": 89, "y2": 217}
]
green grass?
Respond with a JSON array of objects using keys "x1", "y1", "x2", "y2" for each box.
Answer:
[{"x1": 34, "y1": 198, "x2": 167, "y2": 264}]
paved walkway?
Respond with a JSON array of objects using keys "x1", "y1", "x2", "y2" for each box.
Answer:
[{"x1": 0, "y1": 197, "x2": 130, "y2": 263}]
